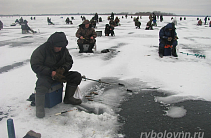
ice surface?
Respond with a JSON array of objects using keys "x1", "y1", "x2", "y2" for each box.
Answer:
[
  {"x1": 0, "y1": 15, "x2": 211, "y2": 138},
  {"x1": 166, "y1": 106, "x2": 187, "y2": 118}
]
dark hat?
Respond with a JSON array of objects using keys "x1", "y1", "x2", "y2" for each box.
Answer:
[{"x1": 82, "y1": 20, "x2": 90, "y2": 24}]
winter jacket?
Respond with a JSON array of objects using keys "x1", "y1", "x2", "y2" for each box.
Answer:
[
  {"x1": 76, "y1": 23, "x2": 97, "y2": 44},
  {"x1": 159, "y1": 23, "x2": 177, "y2": 40},
  {"x1": 76, "y1": 24, "x2": 97, "y2": 39},
  {"x1": 30, "y1": 32, "x2": 73, "y2": 77},
  {"x1": 109, "y1": 20, "x2": 116, "y2": 27},
  {"x1": 135, "y1": 19, "x2": 141, "y2": 27},
  {"x1": 21, "y1": 20, "x2": 30, "y2": 30},
  {"x1": 105, "y1": 24, "x2": 114, "y2": 35},
  {"x1": 159, "y1": 23, "x2": 177, "y2": 47}
]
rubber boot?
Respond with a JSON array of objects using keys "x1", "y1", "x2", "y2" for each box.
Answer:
[
  {"x1": 172, "y1": 46, "x2": 178, "y2": 57},
  {"x1": 63, "y1": 85, "x2": 82, "y2": 105},
  {"x1": 78, "y1": 44, "x2": 84, "y2": 53},
  {"x1": 87, "y1": 44, "x2": 94, "y2": 53},
  {"x1": 35, "y1": 94, "x2": 45, "y2": 118},
  {"x1": 159, "y1": 47, "x2": 164, "y2": 58}
]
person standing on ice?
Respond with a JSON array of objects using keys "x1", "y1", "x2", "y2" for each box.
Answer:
[
  {"x1": 111, "y1": 12, "x2": 114, "y2": 20},
  {"x1": 76, "y1": 20, "x2": 97, "y2": 53},
  {"x1": 159, "y1": 23, "x2": 178, "y2": 58},
  {"x1": 30, "y1": 32, "x2": 82, "y2": 118},
  {"x1": 204, "y1": 16, "x2": 208, "y2": 25}
]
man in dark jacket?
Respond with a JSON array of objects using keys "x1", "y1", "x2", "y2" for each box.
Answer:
[
  {"x1": 105, "y1": 24, "x2": 114, "y2": 36},
  {"x1": 76, "y1": 20, "x2": 97, "y2": 53},
  {"x1": 159, "y1": 23, "x2": 178, "y2": 58},
  {"x1": 30, "y1": 32, "x2": 82, "y2": 118}
]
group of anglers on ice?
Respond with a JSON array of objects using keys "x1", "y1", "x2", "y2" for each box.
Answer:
[{"x1": 1, "y1": 13, "x2": 209, "y2": 117}]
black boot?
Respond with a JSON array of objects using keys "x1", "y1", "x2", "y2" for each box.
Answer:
[
  {"x1": 159, "y1": 47, "x2": 164, "y2": 58},
  {"x1": 63, "y1": 85, "x2": 82, "y2": 105},
  {"x1": 78, "y1": 44, "x2": 84, "y2": 53},
  {"x1": 35, "y1": 93, "x2": 45, "y2": 118},
  {"x1": 172, "y1": 46, "x2": 178, "y2": 57},
  {"x1": 87, "y1": 44, "x2": 94, "y2": 53}
]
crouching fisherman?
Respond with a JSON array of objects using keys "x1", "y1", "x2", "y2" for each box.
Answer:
[
  {"x1": 30, "y1": 32, "x2": 82, "y2": 118},
  {"x1": 21, "y1": 20, "x2": 36, "y2": 34},
  {"x1": 159, "y1": 23, "x2": 178, "y2": 58}
]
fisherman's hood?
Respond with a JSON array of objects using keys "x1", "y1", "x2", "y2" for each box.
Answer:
[
  {"x1": 166, "y1": 23, "x2": 176, "y2": 29},
  {"x1": 47, "y1": 32, "x2": 68, "y2": 47}
]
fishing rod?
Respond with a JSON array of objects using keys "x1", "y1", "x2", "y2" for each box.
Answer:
[
  {"x1": 82, "y1": 76, "x2": 125, "y2": 86},
  {"x1": 55, "y1": 109, "x2": 77, "y2": 116},
  {"x1": 81, "y1": 76, "x2": 135, "y2": 92},
  {"x1": 180, "y1": 52, "x2": 206, "y2": 58},
  {"x1": 81, "y1": 76, "x2": 159, "y2": 92}
]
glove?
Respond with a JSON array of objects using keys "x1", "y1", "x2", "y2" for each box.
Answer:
[
  {"x1": 168, "y1": 37, "x2": 172, "y2": 41},
  {"x1": 167, "y1": 37, "x2": 172, "y2": 41},
  {"x1": 56, "y1": 67, "x2": 65, "y2": 75},
  {"x1": 175, "y1": 36, "x2": 179, "y2": 40},
  {"x1": 53, "y1": 73, "x2": 66, "y2": 82}
]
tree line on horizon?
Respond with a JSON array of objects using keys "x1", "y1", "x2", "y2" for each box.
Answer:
[{"x1": 0, "y1": 11, "x2": 175, "y2": 16}]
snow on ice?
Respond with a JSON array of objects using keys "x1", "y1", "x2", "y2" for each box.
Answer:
[{"x1": 0, "y1": 15, "x2": 211, "y2": 138}]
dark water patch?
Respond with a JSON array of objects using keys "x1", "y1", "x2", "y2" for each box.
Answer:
[
  {"x1": 102, "y1": 43, "x2": 127, "y2": 60},
  {"x1": 73, "y1": 43, "x2": 127, "y2": 60},
  {"x1": 0, "y1": 59, "x2": 30, "y2": 74},
  {"x1": 21, "y1": 36, "x2": 33, "y2": 38},
  {"x1": 128, "y1": 32, "x2": 134, "y2": 34},
  {"x1": 57, "y1": 26, "x2": 77, "y2": 29},
  {"x1": 150, "y1": 45, "x2": 159, "y2": 48},
  {"x1": 179, "y1": 44, "x2": 206, "y2": 54},
  {"x1": 102, "y1": 49, "x2": 120, "y2": 60},
  {"x1": 9, "y1": 41, "x2": 33, "y2": 47},
  {"x1": 177, "y1": 26, "x2": 188, "y2": 29},
  {"x1": 0, "y1": 36, "x2": 34, "y2": 47},
  {"x1": 0, "y1": 106, "x2": 12, "y2": 121},
  {"x1": 183, "y1": 37, "x2": 196, "y2": 42},
  {"x1": 183, "y1": 36, "x2": 211, "y2": 43},
  {"x1": 0, "y1": 111, "x2": 8, "y2": 121},
  {"x1": 132, "y1": 34, "x2": 158, "y2": 38},
  {"x1": 118, "y1": 91, "x2": 211, "y2": 138}
]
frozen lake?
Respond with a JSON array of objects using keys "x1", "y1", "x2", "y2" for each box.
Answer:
[{"x1": 0, "y1": 15, "x2": 211, "y2": 138}]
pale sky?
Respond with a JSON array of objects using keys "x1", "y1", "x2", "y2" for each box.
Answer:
[{"x1": 0, "y1": 0, "x2": 210, "y2": 16}]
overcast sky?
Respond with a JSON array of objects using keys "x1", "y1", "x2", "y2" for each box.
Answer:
[{"x1": 0, "y1": 0, "x2": 210, "y2": 16}]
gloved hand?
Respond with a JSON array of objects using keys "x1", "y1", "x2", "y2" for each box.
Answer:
[
  {"x1": 175, "y1": 36, "x2": 179, "y2": 40},
  {"x1": 53, "y1": 73, "x2": 66, "y2": 82},
  {"x1": 167, "y1": 37, "x2": 172, "y2": 41},
  {"x1": 56, "y1": 67, "x2": 65, "y2": 75}
]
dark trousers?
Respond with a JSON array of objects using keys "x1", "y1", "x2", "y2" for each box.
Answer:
[{"x1": 35, "y1": 71, "x2": 81, "y2": 94}]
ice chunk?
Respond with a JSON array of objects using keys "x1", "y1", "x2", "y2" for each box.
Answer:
[{"x1": 166, "y1": 106, "x2": 187, "y2": 118}]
